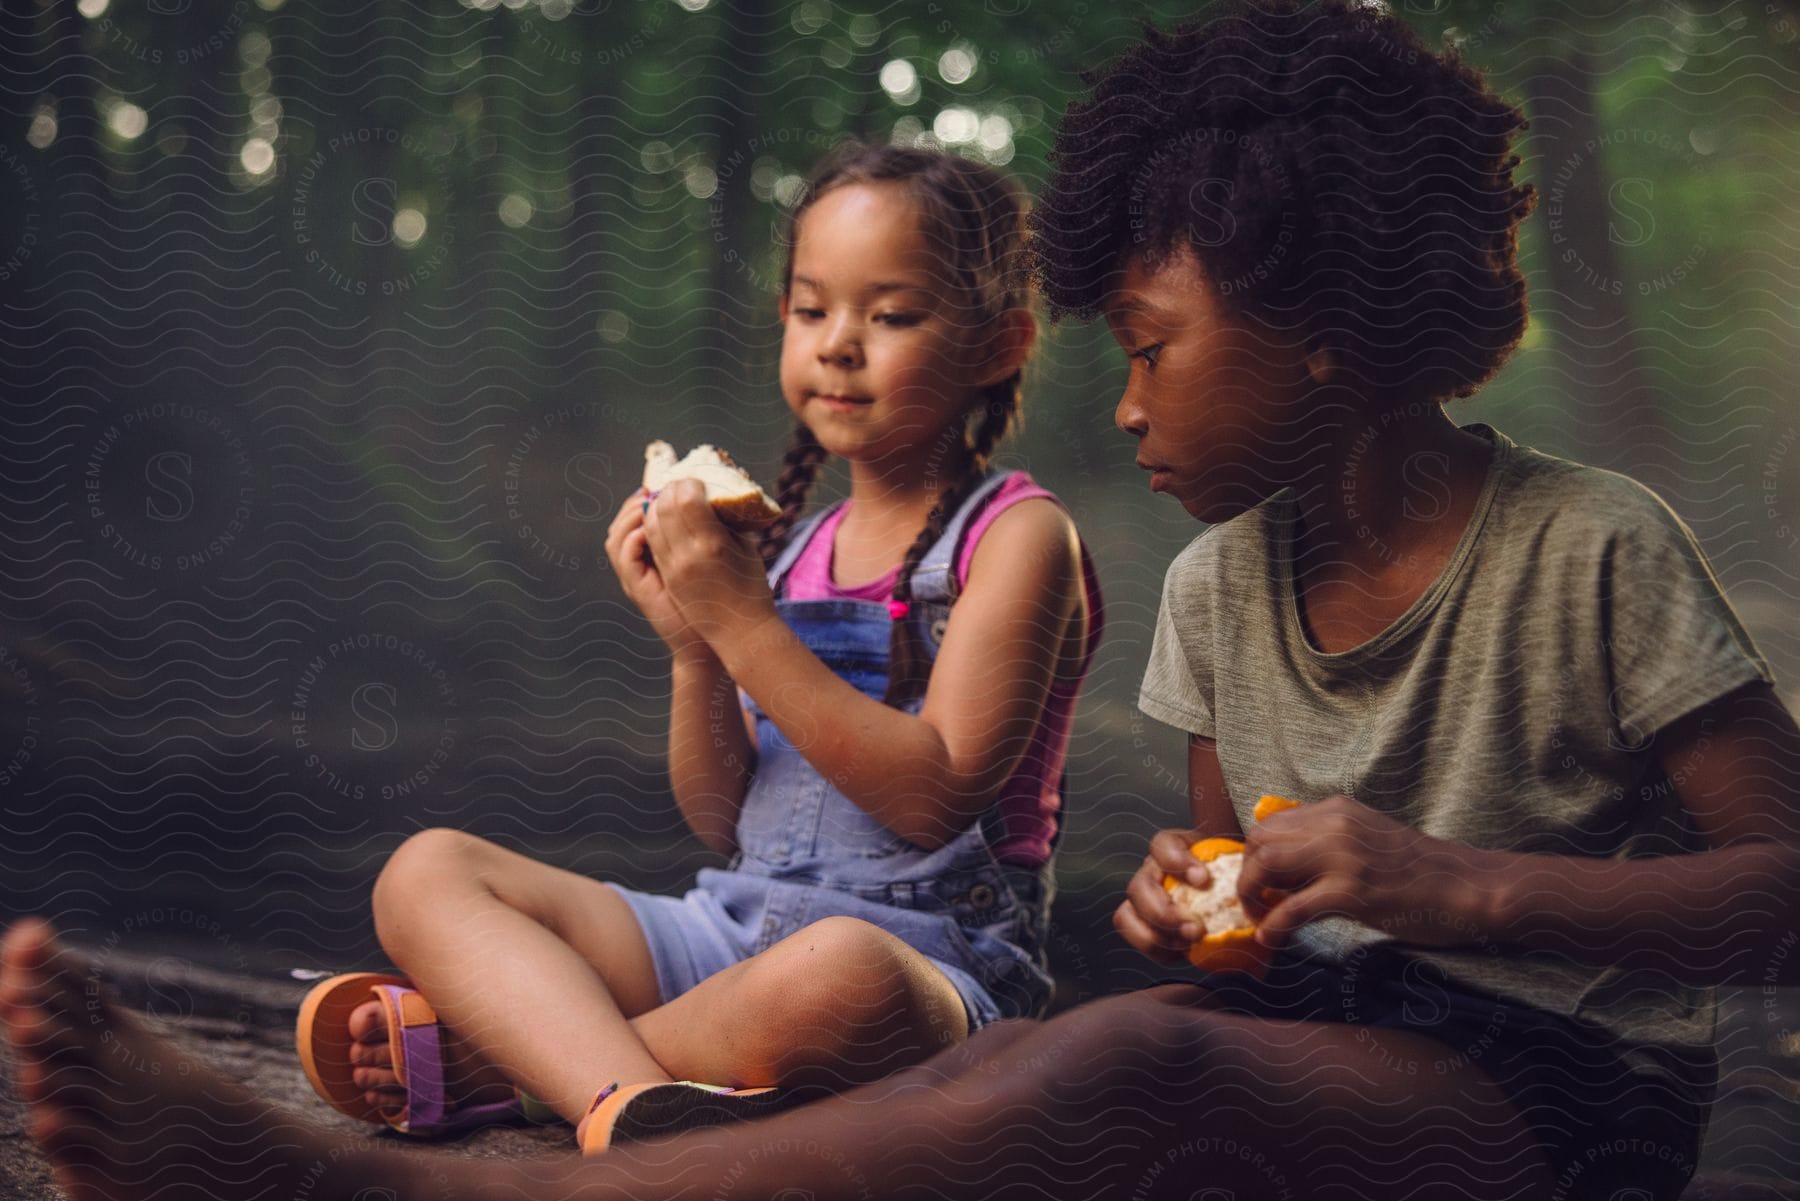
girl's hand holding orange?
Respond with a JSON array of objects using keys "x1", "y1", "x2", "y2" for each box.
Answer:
[
  {"x1": 603, "y1": 488, "x2": 700, "y2": 656},
  {"x1": 1240, "y1": 793, "x2": 1493, "y2": 955},
  {"x1": 641, "y1": 478, "x2": 779, "y2": 651},
  {"x1": 1114, "y1": 826, "x2": 1224, "y2": 964},
  {"x1": 1118, "y1": 795, "x2": 1299, "y2": 973}
]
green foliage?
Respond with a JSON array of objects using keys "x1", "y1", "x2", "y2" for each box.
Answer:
[{"x1": 49, "y1": 0, "x2": 1800, "y2": 534}]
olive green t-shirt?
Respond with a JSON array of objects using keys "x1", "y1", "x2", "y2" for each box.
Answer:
[{"x1": 1137, "y1": 423, "x2": 1775, "y2": 1107}]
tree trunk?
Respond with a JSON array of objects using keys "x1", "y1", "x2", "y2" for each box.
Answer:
[
  {"x1": 1519, "y1": 41, "x2": 1678, "y2": 492},
  {"x1": 700, "y1": 0, "x2": 780, "y2": 453}
]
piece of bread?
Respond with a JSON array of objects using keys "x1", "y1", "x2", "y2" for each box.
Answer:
[
  {"x1": 1161, "y1": 795, "x2": 1302, "y2": 976},
  {"x1": 642, "y1": 441, "x2": 781, "y2": 531}
]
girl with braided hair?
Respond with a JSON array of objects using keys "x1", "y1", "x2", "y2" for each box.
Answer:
[{"x1": 286, "y1": 140, "x2": 1104, "y2": 1157}]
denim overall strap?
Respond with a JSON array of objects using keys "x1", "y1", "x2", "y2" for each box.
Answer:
[
  {"x1": 765, "y1": 502, "x2": 845, "y2": 598},
  {"x1": 904, "y1": 470, "x2": 1018, "y2": 606}
]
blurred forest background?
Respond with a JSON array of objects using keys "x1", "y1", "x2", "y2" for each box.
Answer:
[{"x1": 1, "y1": 0, "x2": 1798, "y2": 1181}]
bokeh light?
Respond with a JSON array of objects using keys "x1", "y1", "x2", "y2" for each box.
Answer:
[
  {"x1": 498, "y1": 193, "x2": 533, "y2": 228},
  {"x1": 879, "y1": 59, "x2": 920, "y2": 106},
  {"x1": 938, "y1": 45, "x2": 976, "y2": 85},
  {"x1": 933, "y1": 107, "x2": 979, "y2": 145},
  {"x1": 393, "y1": 208, "x2": 428, "y2": 248},
  {"x1": 107, "y1": 102, "x2": 149, "y2": 141},
  {"x1": 598, "y1": 310, "x2": 630, "y2": 343},
  {"x1": 773, "y1": 173, "x2": 805, "y2": 208},
  {"x1": 684, "y1": 162, "x2": 718, "y2": 200},
  {"x1": 239, "y1": 138, "x2": 276, "y2": 175},
  {"x1": 240, "y1": 31, "x2": 272, "y2": 69},
  {"x1": 27, "y1": 104, "x2": 56, "y2": 150}
]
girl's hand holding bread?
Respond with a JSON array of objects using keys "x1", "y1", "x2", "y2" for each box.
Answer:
[
  {"x1": 604, "y1": 491, "x2": 701, "y2": 656},
  {"x1": 603, "y1": 440, "x2": 783, "y2": 657},
  {"x1": 641, "y1": 478, "x2": 780, "y2": 651}
]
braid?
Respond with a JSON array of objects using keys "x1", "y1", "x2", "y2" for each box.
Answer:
[
  {"x1": 758, "y1": 424, "x2": 829, "y2": 568},
  {"x1": 880, "y1": 378, "x2": 1021, "y2": 708},
  {"x1": 965, "y1": 378, "x2": 1018, "y2": 490}
]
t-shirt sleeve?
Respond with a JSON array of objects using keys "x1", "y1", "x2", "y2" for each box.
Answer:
[
  {"x1": 1136, "y1": 537, "x2": 1218, "y2": 738},
  {"x1": 1600, "y1": 489, "x2": 1775, "y2": 750}
]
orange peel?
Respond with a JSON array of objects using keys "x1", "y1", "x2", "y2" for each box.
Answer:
[
  {"x1": 1160, "y1": 794, "x2": 1301, "y2": 976},
  {"x1": 1252, "y1": 793, "x2": 1301, "y2": 823}
]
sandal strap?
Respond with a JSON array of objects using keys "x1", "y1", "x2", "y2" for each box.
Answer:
[{"x1": 371, "y1": 982, "x2": 521, "y2": 1137}]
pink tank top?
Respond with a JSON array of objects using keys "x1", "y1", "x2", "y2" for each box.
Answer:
[{"x1": 781, "y1": 473, "x2": 1105, "y2": 868}]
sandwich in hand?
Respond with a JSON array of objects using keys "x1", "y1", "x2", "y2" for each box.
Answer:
[{"x1": 642, "y1": 441, "x2": 781, "y2": 531}]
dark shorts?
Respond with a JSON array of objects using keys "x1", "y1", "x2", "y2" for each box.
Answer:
[{"x1": 1166, "y1": 944, "x2": 1709, "y2": 1201}]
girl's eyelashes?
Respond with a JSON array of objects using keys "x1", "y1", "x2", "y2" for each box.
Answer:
[
  {"x1": 790, "y1": 307, "x2": 924, "y2": 327},
  {"x1": 1129, "y1": 343, "x2": 1164, "y2": 369}
]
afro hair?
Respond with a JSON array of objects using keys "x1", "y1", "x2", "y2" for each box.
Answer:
[{"x1": 1031, "y1": 0, "x2": 1537, "y2": 403}]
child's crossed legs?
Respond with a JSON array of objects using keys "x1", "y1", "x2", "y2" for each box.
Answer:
[{"x1": 348, "y1": 828, "x2": 969, "y2": 1124}]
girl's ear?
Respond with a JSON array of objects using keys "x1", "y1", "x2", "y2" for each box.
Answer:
[
  {"x1": 974, "y1": 308, "x2": 1037, "y2": 389},
  {"x1": 777, "y1": 293, "x2": 789, "y2": 323}
]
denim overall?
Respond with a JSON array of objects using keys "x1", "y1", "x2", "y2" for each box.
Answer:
[{"x1": 689, "y1": 469, "x2": 1058, "y2": 1025}]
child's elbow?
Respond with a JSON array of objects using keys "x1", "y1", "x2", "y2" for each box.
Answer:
[{"x1": 892, "y1": 787, "x2": 993, "y2": 851}]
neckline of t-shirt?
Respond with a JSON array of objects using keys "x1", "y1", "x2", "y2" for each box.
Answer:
[{"x1": 1274, "y1": 422, "x2": 1513, "y2": 667}]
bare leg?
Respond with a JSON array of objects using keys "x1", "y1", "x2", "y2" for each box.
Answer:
[
  {"x1": 353, "y1": 829, "x2": 674, "y2": 1121},
  {"x1": 355, "y1": 911, "x2": 969, "y2": 1106},
  {"x1": 350, "y1": 830, "x2": 970, "y2": 1120},
  {"x1": 1, "y1": 919, "x2": 443, "y2": 1201},
  {"x1": 597, "y1": 982, "x2": 1560, "y2": 1201},
  {"x1": 0, "y1": 915, "x2": 1013, "y2": 1201},
  {"x1": 4, "y1": 917, "x2": 1558, "y2": 1201}
]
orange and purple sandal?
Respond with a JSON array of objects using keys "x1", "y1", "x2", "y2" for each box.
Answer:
[
  {"x1": 577, "y1": 1079, "x2": 802, "y2": 1155},
  {"x1": 296, "y1": 972, "x2": 556, "y2": 1137}
]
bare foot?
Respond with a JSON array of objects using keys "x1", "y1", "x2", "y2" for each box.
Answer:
[
  {"x1": 347, "y1": 997, "x2": 522, "y2": 1117},
  {"x1": 0, "y1": 918, "x2": 473, "y2": 1201}
]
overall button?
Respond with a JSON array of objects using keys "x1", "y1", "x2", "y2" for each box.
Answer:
[
  {"x1": 968, "y1": 883, "x2": 997, "y2": 909},
  {"x1": 929, "y1": 616, "x2": 949, "y2": 644}
]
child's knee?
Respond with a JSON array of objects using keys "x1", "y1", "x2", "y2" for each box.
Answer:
[
  {"x1": 748, "y1": 916, "x2": 944, "y2": 1034},
  {"x1": 371, "y1": 827, "x2": 481, "y2": 943},
  {"x1": 767, "y1": 916, "x2": 908, "y2": 1006}
]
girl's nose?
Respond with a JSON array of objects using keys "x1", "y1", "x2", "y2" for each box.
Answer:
[
  {"x1": 818, "y1": 314, "x2": 862, "y2": 367},
  {"x1": 1114, "y1": 385, "x2": 1147, "y2": 437}
]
